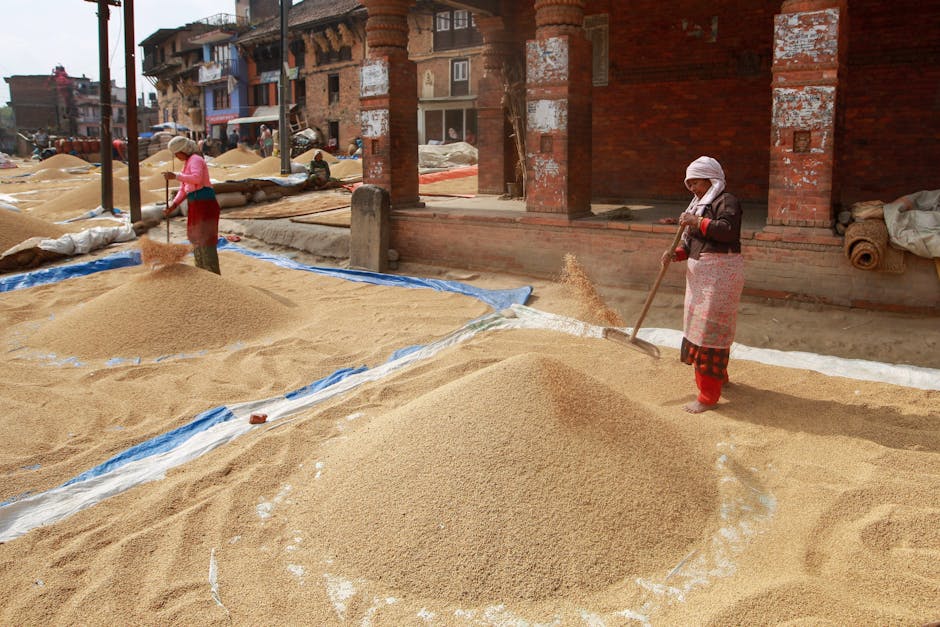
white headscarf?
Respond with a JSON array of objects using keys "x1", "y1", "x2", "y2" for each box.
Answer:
[
  {"x1": 683, "y1": 156, "x2": 725, "y2": 217},
  {"x1": 167, "y1": 136, "x2": 197, "y2": 156}
]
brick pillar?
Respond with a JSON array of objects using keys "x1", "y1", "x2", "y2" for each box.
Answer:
[
  {"x1": 359, "y1": 0, "x2": 420, "y2": 209},
  {"x1": 476, "y1": 15, "x2": 516, "y2": 196},
  {"x1": 525, "y1": 0, "x2": 592, "y2": 217},
  {"x1": 767, "y1": 0, "x2": 848, "y2": 233}
]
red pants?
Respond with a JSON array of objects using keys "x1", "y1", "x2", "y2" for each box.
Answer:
[{"x1": 695, "y1": 370, "x2": 724, "y2": 405}]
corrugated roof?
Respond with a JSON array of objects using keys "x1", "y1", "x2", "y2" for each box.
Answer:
[{"x1": 237, "y1": 0, "x2": 364, "y2": 44}]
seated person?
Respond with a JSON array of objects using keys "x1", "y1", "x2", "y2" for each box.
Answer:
[{"x1": 306, "y1": 150, "x2": 331, "y2": 189}]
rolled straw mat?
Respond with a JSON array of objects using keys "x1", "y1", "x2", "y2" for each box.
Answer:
[{"x1": 844, "y1": 219, "x2": 888, "y2": 271}]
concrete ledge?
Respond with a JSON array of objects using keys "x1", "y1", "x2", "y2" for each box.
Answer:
[{"x1": 219, "y1": 218, "x2": 350, "y2": 259}]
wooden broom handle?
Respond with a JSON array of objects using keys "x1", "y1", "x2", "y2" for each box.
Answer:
[{"x1": 630, "y1": 223, "x2": 687, "y2": 341}]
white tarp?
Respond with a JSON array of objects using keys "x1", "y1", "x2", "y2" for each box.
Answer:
[
  {"x1": 2, "y1": 223, "x2": 136, "y2": 258},
  {"x1": 882, "y1": 189, "x2": 940, "y2": 258},
  {"x1": 418, "y1": 141, "x2": 478, "y2": 169}
]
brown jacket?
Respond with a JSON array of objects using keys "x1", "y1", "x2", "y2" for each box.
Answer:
[{"x1": 682, "y1": 192, "x2": 743, "y2": 259}]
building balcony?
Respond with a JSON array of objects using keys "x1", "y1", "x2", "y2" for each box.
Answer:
[
  {"x1": 198, "y1": 59, "x2": 241, "y2": 84},
  {"x1": 196, "y1": 13, "x2": 247, "y2": 29},
  {"x1": 142, "y1": 55, "x2": 182, "y2": 76}
]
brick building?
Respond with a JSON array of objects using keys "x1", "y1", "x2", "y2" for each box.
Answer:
[
  {"x1": 3, "y1": 66, "x2": 89, "y2": 137},
  {"x1": 4, "y1": 68, "x2": 130, "y2": 156},
  {"x1": 410, "y1": 4, "x2": 484, "y2": 145},
  {"x1": 234, "y1": 0, "x2": 367, "y2": 150},
  {"x1": 354, "y1": 0, "x2": 940, "y2": 311},
  {"x1": 141, "y1": 20, "x2": 227, "y2": 138}
]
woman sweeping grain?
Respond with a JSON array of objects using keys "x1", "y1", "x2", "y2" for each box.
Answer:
[
  {"x1": 662, "y1": 156, "x2": 744, "y2": 413},
  {"x1": 163, "y1": 136, "x2": 222, "y2": 274}
]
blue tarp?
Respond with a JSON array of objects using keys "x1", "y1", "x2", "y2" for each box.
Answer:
[
  {"x1": 0, "y1": 250, "x2": 141, "y2": 293},
  {"x1": 63, "y1": 405, "x2": 236, "y2": 487},
  {"x1": 217, "y1": 239, "x2": 531, "y2": 311}
]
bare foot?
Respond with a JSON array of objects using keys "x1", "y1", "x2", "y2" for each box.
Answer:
[{"x1": 684, "y1": 400, "x2": 717, "y2": 414}]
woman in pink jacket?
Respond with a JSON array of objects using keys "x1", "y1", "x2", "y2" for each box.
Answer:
[{"x1": 163, "y1": 136, "x2": 222, "y2": 274}]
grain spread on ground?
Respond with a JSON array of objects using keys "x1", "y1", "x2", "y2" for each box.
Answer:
[
  {"x1": 0, "y1": 178, "x2": 937, "y2": 624},
  {"x1": 0, "y1": 209, "x2": 68, "y2": 252},
  {"x1": 304, "y1": 352, "x2": 717, "y2": 603}
]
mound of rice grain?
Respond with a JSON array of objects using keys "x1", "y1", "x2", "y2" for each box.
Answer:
[
  {"x1": 329, "y1": 159, "x2": 363, "y2": 180},
  {"x1": 142, "y1": 149, "x2": 175, "y2": 165},
  {"x1": 33, "y1": 154, "x2": 90, "y2": 170},
  {"x1": 27, "y1": 263, "x2": 299, "y2": 359},
  {"x1": 0, "y1": 209, "x2": 67, "y2": 253},
  {"x1": 305, "y1": 353, "x2": 718, "y2": 603},
  {"x1": 28, "y1": 177, "x2": 163, "y2": 221},
  {"x1": 27, "y1": 168, "x2": 95, "y2": 182},
  {"x1": 210, "y1": 148, "x2": 263, "y2": 166},
  {"x1": 217, "y1": 156, "x2": 287, "y2": 180},
  {"x1": 294, "y1": 148, "x2": 339, "y2": 165}
]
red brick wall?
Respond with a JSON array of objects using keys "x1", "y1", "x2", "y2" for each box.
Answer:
[
  {"x1": 7, "y1": 76, "x2": 61, "y2": 131},
  {"x1": 585, "y1": 0, "x2": 777, "y2": 203},
  {"x1": 304, "y1": 61, "x2": 364, "y2": 147},
  {"x1": 839, "y1": 2, "x2": 940, "y2": 206}
]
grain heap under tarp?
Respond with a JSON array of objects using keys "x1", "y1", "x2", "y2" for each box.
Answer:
[
  {"x1": 305, "y1": 352, "x2": 717, "y2": 603},
  {"x1": 26, "y1": 263, "x2": 300, "y2": 359},
  {"x1": 0, "y1": 210, "x2": 68, "y2": 253}
]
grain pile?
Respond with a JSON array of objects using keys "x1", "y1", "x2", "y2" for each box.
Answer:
[
  {"x1": 142, "y1": 149, "x2": 175, "y2": 165},
  {"x1": 210, "y1": 147, "x2": 262, "y2": 166},
  {"x1": 329, "y1": 158, "x2": 363, "y2": 180},
  {"x1": 0, "y1": 210, "x2": 68, "y2": 252},
  {"x1": 33, "y1": 153, "x2": 89, "y2": 170},
  {"x1": 220, "y1": 156, "x2": 288, "y2": 180},
  {"x1": 28, "y1": 176, "x2": 163, "y2": 221},
  {"x1": 27, "y1": 167, "x2": 94, "y2": 182},
  {"x1": 26, "y1": 263, "x2": 300, "y2": 359},
  {"x1": 304, "y1": 353, "x2": 717, "y2": 603},
  {"x1": 294, "y1": 148, "x2": 339, "y2": 165},
  {"x1": 559, "y1": 253, "x2": 626, "y2": 326}
]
